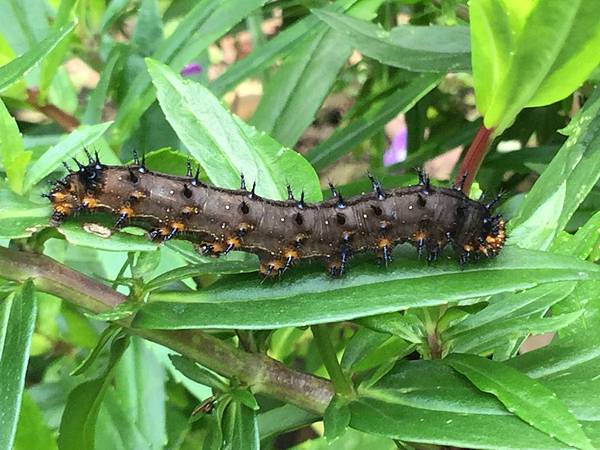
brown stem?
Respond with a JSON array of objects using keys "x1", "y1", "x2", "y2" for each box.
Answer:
[
  {"x1": 455, "y1": 125, "x2": 494, "y2": 193},
  {"x1": 0, "y1": 246, "x2": 334, "y2": 414},
  {"x1": 26, "y1": 88, "x2": 80, "y2": 132}
]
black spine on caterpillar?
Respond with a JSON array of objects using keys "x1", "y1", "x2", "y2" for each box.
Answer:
[{"x1": 45, "y1": 154, "x2": 506, "y2": 278}]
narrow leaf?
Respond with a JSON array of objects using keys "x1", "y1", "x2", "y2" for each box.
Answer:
[
  {"x1": 446, "y1": 353, "x2": 593, "y2": 450},
  {"x1": 0, "y1": 22, "x2": 75, "y2": 92},
  {"x1": 0, "y1": 281, "x2": 37, "y2": 450}
]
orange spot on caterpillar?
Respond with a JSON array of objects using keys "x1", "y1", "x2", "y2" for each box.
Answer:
[
  {"x1": 260, "y1": 259, "x2": 284, "y2": 277},
  {"x1": 182, "y1": 206, "x2": 199, "y2": 216},
  {"x1": 54, "y1": 203, "x2": 72, "y2": 215},
  {"x1": 413, "y1": 230, "x2": 426, "y2": 242},
  {"x1": 171, "y1": 221, "x2": 185, "y2": 232},
  {"x1": 463, "y1": 243, "x2": 474, "y2": 252},
  {"x1": 377, "y1": 237, "x2": 392, "y2": 248},
  {"x1": 119, "y1": 206, "x2": 135, "y2": 218},
  {"x1": 82, "y1": 196, "x2": 97, "y2": 208},
  {"x1": 50, "y1": 191, "x2": 68, "y2": 202}
]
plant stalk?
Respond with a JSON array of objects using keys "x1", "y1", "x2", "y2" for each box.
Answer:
[
  {"x1": 455, "y1": 124, "x2": 494, "y2": 193},
  {"x1": 311, "y1": 324, "x2": 355, "y2": 397},
  {"x1": 0, "y1": 246, "x2": 334, "y2": 415}
]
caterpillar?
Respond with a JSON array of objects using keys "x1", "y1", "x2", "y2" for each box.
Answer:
[{"x1": 45, "y1": 150, "x2": 506, "y2": 278}]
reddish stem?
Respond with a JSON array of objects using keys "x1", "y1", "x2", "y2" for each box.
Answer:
[
  {"x1": 455, "y1": 124, "x2": 494, "y2": 193},
  {"x1": 26, "y1": 88, "x2": 80, "y2": 132}
]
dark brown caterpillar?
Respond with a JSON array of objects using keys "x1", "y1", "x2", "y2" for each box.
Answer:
[{"x1": 45, "y1": 151, "x2": 506, "y2": 277}]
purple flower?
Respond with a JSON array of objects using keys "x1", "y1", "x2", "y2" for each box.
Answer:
[
  {"x1": 180, "y1": 63, "x2": 203, "y2": 77},
  {"x1": 383, "y1": 127, "x2": 408, "y2": 166}
]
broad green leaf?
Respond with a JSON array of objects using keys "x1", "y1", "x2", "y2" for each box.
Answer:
[
  {"x1": 445, "y1": 353, "x2": 593, "y2": 450},
  {"x1": 350, "y1": 345, "x2": 600, "y2": 449},
  {"x1": 57, "y1": 222, "x2": 159, "y2": 252},
  {"x1": 356, "y1": 312, "x2": 424, "y2": 344},
  {"x1": 13, "y1": 391, "x2": 57, "y2": 450},
  {"x1": 145, "y1": 261, "x2": 258, "y2": 292},
  {"x1": 443, "y1": 282, "x2": 576, "y2": 338},
  {"x1": 0, "y1": 281, "x2": 37, "y2": 450},
  {"x1": 147, "y1": 59, "x2": 321, "y2": 201},
  {"x1": 222, "y1": 399, "x2": 259, "y2": 450},
  {"x1": 314, "y1": 9, "x2": 470, "y2": 72},
  {"x1": 471, "y1": 0, "x2": 600, "y2": 132},
  {"x1": 70, "y1": 325, "x2": 122, "y2": 376},
  {"x1": 290, "y1": 429, "x2": 396, "y2": 450},
  {"x1": 448, "y1": 311, "x2": 582, "y2": 354},
  {"x1": 82, "y1": 45, "x2": 124, "y2": 125},
  {"x1": 113, "y1": 337, "x2": 166, "y2": 450},
  {"x1": 24, "y1": 122, "x2": 113, "y2": 192},
  {"x1": 38, "y1": 0, "x2": 76, "y2": 102},
  {"x1": 551, "y1": 210, "x2": 600, "y2": 259},
  {"x1": 95, "y1": 388, "x2": 150, "y2": 450},
  {"x1": 250, "y1": 26, "x2": 352, "y2": 146},
  {"x1": 132, "y1": 0, "x2": 163, "y2": 56},
  {"x1": 111, "y1": 0, "x2": 266, "y2": 146},
  {"x1": 0, "y1": 22, "x2": 74, "y2": 92},
  {"x1": 510, "y1": 85, "x2": 600, "y2": 249},
  {"x1": 0, "y1": 98, "x2": 30, "y2": 194},
  {"x1": 58, "y1": 334, "x2": 130, "y2": 450},
  {"x1": 134, "y1": 246, "x2": 600, "y2": 329},
  {"x1": 306, "y1": 74, "x2": 440, "y2": 170},
  {"x1": 249, "y1": 0, "x2": 383, "y2": 147},
  {"x1": 324, "y1": 395, "x2": 351, "y2": 442},
  {"x1": 342, "y1": 327, "x2": 389, "y2": 370},
  {"x1": 509, "y1": 181, "x2": 565, "y2": 250},
  {"x1": 257, "y1": 405, "x2": 318, "y2": 440},
  {"x1": 209, "y1": 12, "x2": 323, "y2": 97},
  {"x1": 168, "y1": 354, "x2": 229, "y2": 391}
]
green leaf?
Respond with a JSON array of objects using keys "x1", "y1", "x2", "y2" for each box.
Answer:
[
  {"x1": 0, "y1": 281, "x2": 37, "y2": 450},
  {"x1": 448, "y1": 311, "x2": 582, "y2": 354},
  {"x1": 70, "y1": 325, "x2": 122, "y2": 376},
  {"x1": 251, "y1": 3, "x2": 373, "y2": 148},
  {"x1": 306, "y1": 74, "x2": 440, "y2": 170},
  {"x1": 146, "y1": 58, "x2": 321, "y2": 201},
  {"x1": 81, "y1": 45, "x2": 124, "y2": 125},
  {"x1": 133, "y1": 246, "x2": 600, "y2": 329},
  {"x1": 257, "y1": 404, "x2": 318, "y2": 440},
  {"x1": 38, "y1": 0, "x2": 76, "y2": 103},
  {"x1": 471, "y1": 0, "x2": 600, "y2": 132},
  {"x1": 57, "y1": 334, "x2": 130, "y2": 450},
  {"x1": 145, "y1": 260, "x2": 258, "y2": 292},
  {"x1": 445, "y1": 353, "x2": 593, "y2": 450},
  {"x1": 0, "y1": 98, "x2": 30, "y2": 194},
  {"x1": 95, "y1": 388, "x2": 151, "y2": 450},
  {"x1": 0, "y1": 187, "x2": 48, "y2": 239},
  {"x1": 113, "y1": 337, "x2": 166, "y2": 450},
  {"x1": 510, "y1": 85, "x2": 600, "y2": 250},
  {"x1": 314, "y1": 9, "x2": 471, "y2": 72},
  {"x1": 169, "y1": 354, "x2": 229, "y2": 391},
  {"x1": 324, "y1": 395, "x2": 351, "y2": 442},
  {"x1": 23, "y1": 122, "x2": 113, "y2": 192},
  {"x1": 443, "y1": 282, "x2": 576, "y2": 338},
  {"x1": 356, "y1": 312, "x2": 424, "y2": 344},
  {"x1": 132, "y1": 0, "x2": 163, "y2": 56},
  {"x1": 0, "y1": 22, "x2": 75, "y2": 92},
  {"x1": 221, "y1": 399, "x2": 259, "y2": 450},
  {"x1": 111, "y1": 0, "x2": 266, "y2": 146},
  {"x1": 350, "y1": 353, "x2": 600, "y2": 449},
  {"x1": 57, "y1": 222, "x2": 159, "y2": 252},
  {"x1": 209, "y1": 10, "x2": 323, "y2": 97},
  {"x1": 551, "y1": 211, "x2": 600, "y2": 259},
  {"x1": 13, "y1": 391, "x2": 57, "y2": 450}
]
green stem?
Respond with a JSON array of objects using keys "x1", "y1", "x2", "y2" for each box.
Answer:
[
  {"x1": 0, "y1": 246, "x2": 334, "y2": 415},
  {"x1": 311, "y1": 324, "x2": 355, "y2": 397}
]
